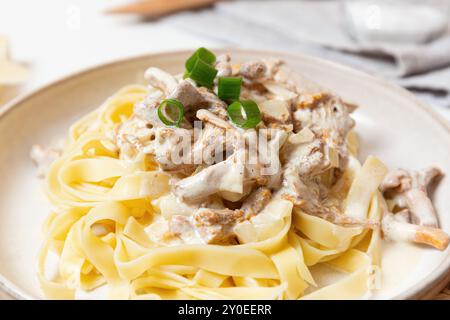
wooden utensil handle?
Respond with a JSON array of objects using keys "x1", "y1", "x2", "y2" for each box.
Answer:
[{"x1": 106, "y1": 0, "x2": 217, "y2": 17}]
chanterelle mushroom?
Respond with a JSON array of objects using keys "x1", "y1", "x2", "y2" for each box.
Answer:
[
  {"x1": 169, "y1": 80, "x2": 204, "y2": 110},
  {"x1": 215, "y1": 54, "x2": 232, "y2": 77},
  {"x1": 379, "y1": 167, "x2": 449, "y2": 250},
  {"x1": 167, "y1": 187, "x2": 271, "y2": 245},
  {"x1": 381, "y1": 202, "x2": 449, "y2": 251},
  {"x1": 380, "y1": 167, "x2": 443, "y2": 228},
  {"x1": 382, "y1": 211, "x2": 449, "y2": 250},
  {"x1": 239, "y1": 61, "x2": 267, "y2": 80},
  {"x1": 144, "y1": 67, "x2": 178, "y2": 96}
]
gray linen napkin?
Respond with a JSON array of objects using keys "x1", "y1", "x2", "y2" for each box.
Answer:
[{"x1": 161, "y1": 0, "x2": 450, "y2": 108}]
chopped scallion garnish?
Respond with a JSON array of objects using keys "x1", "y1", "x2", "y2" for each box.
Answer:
[
  {"x1": 157, "y1": 99, "x2": 185, "y2": 127},
  {"x1": 184, "y1": 58, "x2": 218, "y2": 88},
  {"x1": 184, "y1": 48, "x2": 218, "y2": 88},
  {"x1": 227, "y1": 100, "x2": 262, "y2": 129},
  {"x1": 218, "y1": 77, "x2": 242, "y2": 101},
  {"x1": 185, "y1": 47, "x2": 216, "y2": 72}
]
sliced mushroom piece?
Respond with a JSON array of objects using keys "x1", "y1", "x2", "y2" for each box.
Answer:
[
  {"x1": 288, "y1": 127, "x2": 315, "y2": 145},
  {"x1": 281, "y1": 167, "x2": 318, "y2": 208},
  {"x1": 310, "y1": 97, "x2": 355, "y2": 152},
  {"x1": 196, "y1": 109, "x2": 234, "y2": 131},
  {"x1": 393, "y1": 209, "x2": 411, "y2": 223},
  {"x1": 296, "y1": 92, "x2": 329, "y2": 110},
  {"x1": 173, "y1": 153, "x2": 245, "y2": 202},
  {"x1": 258, "y1": 99, "x2": 291, "y2": 124},
  {"x1": 239, "y1": 61, "x2": 267, "y2": 80},
  {"x1": 263, "y1": 58, "x2": 284, "y2": 78},
  {"x1": 380, "y1": 167, "x2": 443, "y2": 228},
  {"x1": 167, "y1": 207, "x2": 245, "y2": 245},
  {"x1": 144, "y1": 67, "x2": 178, "y2": 96},
  {"x1": 193, "y1": 208, "x2": 244, "y2": 244},
  {"x1": 281, "y1": 165, "x2": 372, "y2": 228},
  {"x1": 169, "y1": 80, "x2": 204, "y2": 110},
  {"x1": 142, "y1": 126, "x2": 195, "y2": 172},
  {"x1": 292, "y1": 94, "x2": 355, "y2": 160},
  {"x1": 191, "y1": 122, "x2": 228, "y2": 166},
  {"x1": 256, "y1": 129, "x2": 288, "y2": 188},
  {"x1": 167, "y1": 215, "x2": 200, "y2": 244},
  {"x1": 283, "y1": 139, "x2": 328, "y2": 177},
  {"x1": 133, "y1": 90, "x2": 164, "y2": 125},
  {"x1": 215, "y1": 54, "x2": 232, "y2": 77},
  {"x1": 382, "y1": 209, "x2": 449, "y2": 251},
  {"x1": 343, "y1": 101, "x2": 358, "y2": 113},
  {"x1": 264, "y1": 82, "x2": 298, "y2": 101},
  {"x1": 197, "y1": 87, "x2": 229, "y2": 119},
  {"x1": 241, "y1": 187, "x2": 272, "y2": 218}
]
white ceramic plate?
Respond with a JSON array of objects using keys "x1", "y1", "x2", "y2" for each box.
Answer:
[{"x1": 0, "y1": 49, "x2": 449, "y2": 300}]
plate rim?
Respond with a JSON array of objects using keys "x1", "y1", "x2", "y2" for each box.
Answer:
[{"x1": 0, "y1": 48, "x2": 449, "y2": 300}]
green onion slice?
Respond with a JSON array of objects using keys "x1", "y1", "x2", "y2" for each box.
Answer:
[
  {"x1": 227, "y1": 100, "x2": 262, "y2": 129},
  {"x1": 157, "y1": 99, "x2": 185, "y2": 127},
  {"x1": 218, "y1": 77, "x2": 242, "y2": 101},
  {"x1": 184, "y1": 58, "x2": 218, "y2": 88},
  {"x1": 185, "y1": 47, "x2": 216, "y2": 72}
]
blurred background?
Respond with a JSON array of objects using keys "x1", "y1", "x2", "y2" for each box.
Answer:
[{"x1": 1, "y1": 0, "x2": 450, "y2": 118}]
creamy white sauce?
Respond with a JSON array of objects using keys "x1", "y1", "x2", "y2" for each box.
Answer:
[
  {"x1": 372, "y1": 240, "x2": 423, "y2": 298},
  {"x1": 303, "y1": 239, "x2": 437, "y2": 299}
]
